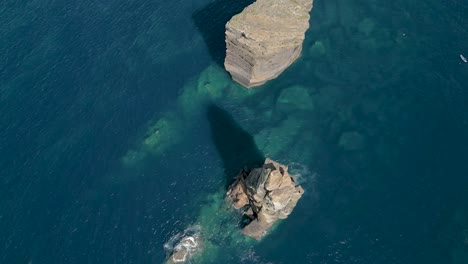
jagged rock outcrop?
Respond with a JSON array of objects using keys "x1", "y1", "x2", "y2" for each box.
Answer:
[
  {"x1": 165, "y1": 234, "x2": 201, "y2": 264},
  {"x1": 226, "y1": 158, "x2": 304, "y2": 239},
  {"x1": 224, "y1": 0, "x2": 314, "y2": 88}
]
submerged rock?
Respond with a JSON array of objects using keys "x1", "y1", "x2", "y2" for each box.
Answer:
[
  {"x1": 142, "y1": 116, "x2": 182, "y2": 152},
  {"x1": 309, "y1": 41, "x2": 327, "y2": 57},
  {"x1": 226, "y1": 158, "x2": 304, "y2": 240},
  {"x1": 121, "y1": 114, "x2": 183, "y2": 167},
  {"x1": 224, "y1": 0, "x2": 314, "y2": 88},
  {"x1": 196, "y1": 64, "x2": 230, "y2": 100},
  {"x1": 276, "y1": 85, "x2": 314, "y2": 114},
  {"x1": 254, "y1": 116, "x2": 305, "y2": 157},
  {"x1": 178, "y1": 64, "x2": 230, "y2": 115}
]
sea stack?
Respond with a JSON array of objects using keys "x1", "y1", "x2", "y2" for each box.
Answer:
[
  {"x1": 224, "y1": 0, "x2": 314, "y2": 88},
  {"x1": 226, "y1": 158, "x2": 304, "y2": 240}
]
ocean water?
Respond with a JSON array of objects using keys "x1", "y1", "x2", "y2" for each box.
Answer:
[{"x1": 1, "y1": 0, "x2": 467, "y2": 263}]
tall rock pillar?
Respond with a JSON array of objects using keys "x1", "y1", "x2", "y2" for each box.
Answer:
[{"x1": 224, "y1": 0, "x2": 314, "y2": 88}]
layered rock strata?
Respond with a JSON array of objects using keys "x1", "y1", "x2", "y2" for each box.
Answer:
[
  {"x1": 224, "y1": 0, "x2": 314, "y2": 88},
  {"x1": 226, "y1": 158, "x2": 304, "y2": 239}
]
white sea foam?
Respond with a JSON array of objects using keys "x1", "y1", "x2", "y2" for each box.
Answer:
[
  {"x1": 288, "y1": 162, "x2": 320, "y2": 200},
  {"x1": 163, "y1": 225, "x2": 202, "y2": 263},
  {"x1": 288, "y1": 162, "x2": 320, "y2": 187}
]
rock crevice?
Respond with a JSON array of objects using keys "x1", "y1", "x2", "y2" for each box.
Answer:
[{"x1": 226, "y1": 158, "x2": 304, "y2": 239}]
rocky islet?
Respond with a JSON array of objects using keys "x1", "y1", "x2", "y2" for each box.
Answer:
[
  {"x1": 226, "y1": 158, "x2": 304, "y2": 240},
  {"x1": 224, "y1": 0, "x2": 314, "y2": 88}
]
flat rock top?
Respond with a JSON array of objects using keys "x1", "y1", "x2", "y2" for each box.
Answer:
[{"x1": 227, "y1": 0, "x2": 313, "y2": 53}]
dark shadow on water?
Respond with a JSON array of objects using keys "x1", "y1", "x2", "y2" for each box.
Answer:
[
  {"x1": 207, "y1": 104, "x2": 264, "y2": 187},
  {"x1": 192, "y1": 0, "x2": 255, "y2": 67}
]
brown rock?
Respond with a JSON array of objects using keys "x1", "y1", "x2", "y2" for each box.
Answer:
[
  {"x1": 242, "y1": 218, "x2": 272, "y2": 240},
  {"x1": 269, "y1": 185, "x2": 295, "y2": 210},
  {"x1": 226, "y1": 179, "x2": 249, "y2": 209},
  {"x1": 265, "y1": 169, "x2": 283, "y2": 191},
  {"x1": 226, "y1": 158, "x2": 304, "y2": 239},
  {"x1": 165, "y1": 235, "x2": 201, "y2": 264},
  {"x1": 224, "y1": 0, "x2": 314, "y2": 88},
  {"x1": 171, "y1": 248, "x2": 188, "y2": 263}
]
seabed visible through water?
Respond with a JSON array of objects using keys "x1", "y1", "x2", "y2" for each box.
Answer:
[{"x1": 0, "y1": 0, "x2": 467, "y2": 263}]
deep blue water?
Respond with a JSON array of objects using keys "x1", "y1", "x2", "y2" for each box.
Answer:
[{"x1": 1, "y1": 0, "x2": 467, "y2": 263}]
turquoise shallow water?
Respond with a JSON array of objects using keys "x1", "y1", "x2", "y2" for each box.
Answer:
[{"x1": 1, "y1": 0, "x2": 468, "y2": 263}]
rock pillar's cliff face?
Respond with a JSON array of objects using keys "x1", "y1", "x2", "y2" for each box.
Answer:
[
  {"x1": 224, "y1": 0, "x2": 314, "y2": 88},
  {"x1": 226, "y1": 158, "x2": 304, "y2": 240}
]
